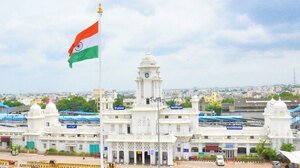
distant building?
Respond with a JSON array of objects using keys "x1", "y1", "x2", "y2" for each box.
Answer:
[{"x1": 222, "y1": 98, "x2": 300, "y2": 113}]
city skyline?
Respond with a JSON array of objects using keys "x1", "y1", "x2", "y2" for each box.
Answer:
[{"x1": 0, "y1": 0, "x2": 300, "y2": 93}]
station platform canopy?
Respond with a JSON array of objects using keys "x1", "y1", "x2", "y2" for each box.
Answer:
[
  {"x1": 59, "y1": 116, "x2": 100, "y2": 121},
  {"x1": 60, "y1": 110, "x2": 97, "y2": 116},
  {"x1": 198, "y1": 116, "x2": 243, "y2": 122},
  {"x1": 280, "y1": 151, "x2": 300, "y2": 164},
  {"x1": 0, "y1": 115, "x2": 26, "y2": 121}
]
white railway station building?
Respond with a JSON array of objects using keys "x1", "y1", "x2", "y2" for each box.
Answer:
[{"x1": 0, "y1": 54, "x2": 298, "y2": 166}]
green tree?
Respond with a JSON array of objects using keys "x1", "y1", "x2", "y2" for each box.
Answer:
[
  {"x1": 166, "y1": 99, "x2": 176, "y2": 107},
  {"x1": 222, "y1": 98, "x2": 234, "y2": 104},
  {"x1": 81, "y1": 100, "x2": 98, "y2": 112},
  {"x1": 113, "y1": 96, "x2": 124, "y2": 107},
  {"x1": 56, "y1": 98, "x2": 71, "y2": 111},
  {"x1": 268, "y1": 91, "x2": 300, "y2": 100},
  {"x1": 205, "y1": 102, "x2": 222, "y2": 115},
  {"x1": 181, "y1": 98, "x2": 192, "y2": 108},
  {"x1": 69, "y1": 96, "x2": 86, "y2": 111},
  {"x1": 3, "y1": 99, "x2": 24, "y2": 107},
  {"x1": 280, "y1": 143, "x2": 295, "y2": 152},
  {"x1": 256, "y1": 140, "x2": 277, "y2": 161}
]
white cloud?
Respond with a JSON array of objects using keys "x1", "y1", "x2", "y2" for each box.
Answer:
[{"x1": 0, "y1": 0, "x2": 299, "y2": 93}]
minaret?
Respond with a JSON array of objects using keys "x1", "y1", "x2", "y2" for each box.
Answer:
[
  {"x1": 135, "y1": 53, "x2": 162, "y2": 106},
  {"x1": 27, "y1": 103, "x2": 45, "y2": 133},
  {"x1": 44, "y1": 102, "x2": 59, "y2": 127},
  {"x1": 266, "y1": 99, "x2": 295, "y2": 151}
]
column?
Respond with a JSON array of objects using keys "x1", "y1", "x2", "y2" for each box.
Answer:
[
  {"x1": 134, "y1": 150, "x2": 137, "y2": 164},
  {"x1": 134, "y1": 143, "x2": 137, "y2": 164},
  {"x1": 234, "y1": 143, "x2": 238, "y2": 157},
  {"x1": 108, "y1": 144, "x2": 113, "y2": 163},
  {"x1": 150, "y1": 143, "x2": 155, "y2": 165},
  {"x1": 168, "y1": 144, "x2": 173, "y2": 166},
  {"x1": 160, "y1": 144, "x2": 163, "y2": 165},
  {"x1": 246, "y1": 144, "x2": 250, "y2": 155},
  {"x1": 124, "y1": 143, "x2": 129, "y2": 164},
  {"x1": 142, "y1": 143, "x2": 145, "y2": 164},
  {"x1": 116, "y1": 150, "x2": 119, "y2": 163}
]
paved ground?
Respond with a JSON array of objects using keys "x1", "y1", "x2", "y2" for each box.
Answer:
[
  {"x1": 0, "y1": 152, "x2": 100, "y2": 165},
  {"x1": 117, "y1": 161, "x2": 272, "y2": 168},
  {"x1": 0, "y1": 152, "x2": 273, "y2": 168}
]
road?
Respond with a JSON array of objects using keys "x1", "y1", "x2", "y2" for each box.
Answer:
[{"x1": 0, "y1": 152, "x2": 272, "y2": 168}]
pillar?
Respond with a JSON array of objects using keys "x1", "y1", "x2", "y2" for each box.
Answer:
[
  {"x1": 134, "y1": 150, "x2": 137, "y2": 164},
  {"x1": 116, "y1": 150, "x2": 119, "y2": 163},
  {"x1": 142, "y1": 143, "x2": 145, "y2": 164},
  {"x1": 246, "y1": 144, "x2": 250, "y2": 155},
  {"x1": 160, "y1": 146, "x2": 163, "y2": 165},
  {"x1": 150, "y1": 143, "x2": 155, "y2": 165},
  {"x1": 108, "y1": 144, "x2": 113, "y2": 163},
  {"x1": 124, "y1": 143, "x2": 129, "y2": 164},
  {"x1": 134, "y1": 143, "x2": 137, "y2": 165},
  {"x1": 168, "y1": 144, "x2": 173, "y2": 165}
]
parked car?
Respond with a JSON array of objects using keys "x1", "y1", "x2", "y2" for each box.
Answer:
[
  {"x1": 216, "y1": 155, "x2": 225, "y2": 166},
  {"x1": 272, "y1": 161, "x2": 280, "y2": 168}
]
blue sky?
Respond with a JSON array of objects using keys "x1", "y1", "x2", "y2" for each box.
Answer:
[{"x1": 0, "y1": 0, "x2": 299, "y2": 93}]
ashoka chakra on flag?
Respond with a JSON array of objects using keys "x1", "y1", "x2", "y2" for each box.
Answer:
[{"x1": 68, "y1": 21, "x2": 99, "y2": 68}]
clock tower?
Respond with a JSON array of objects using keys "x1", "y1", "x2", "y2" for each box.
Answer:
[{"x1": 135, "y1": 53, "x2": 162, "y2": 106}]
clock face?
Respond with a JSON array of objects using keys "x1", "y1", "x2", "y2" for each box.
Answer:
[{"x1": 145, "y1": 73, "x2": 150, "y2": 78}]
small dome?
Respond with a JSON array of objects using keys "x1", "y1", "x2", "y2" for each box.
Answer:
[
  {"x1": 45, "y1": 102, "x2": 58, "y2": 114},
  {"x1": 140, "y1": 53, "x2": 157, "y2": 67},
  {"x1": 30, "y1": 103, "x2": 41, "y2": 111},
  {"x1": 29, "y1": 103, "x2": 43, "y2": 117},
  {"x1": 273, "y1": 99, "x2": 287, "y2": 109},
  {"x1": 192, "y1": 95, "x2": 199, "y2": 101},
  {"x1": 266, "y1": 98, "x2": 276, "y2": 108}
]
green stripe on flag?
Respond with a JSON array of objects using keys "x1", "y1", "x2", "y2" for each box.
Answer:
[{"x1": 68, "y1": 46, "x2": 98, "y2": 68}]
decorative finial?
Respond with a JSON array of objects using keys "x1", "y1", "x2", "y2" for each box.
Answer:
[{"x1": 98, "y1": 3, "x2": 103, "y2": 14}]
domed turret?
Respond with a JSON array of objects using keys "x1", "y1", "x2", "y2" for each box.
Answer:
[
  {"x1": 45, "y1": 102, "x2": 58, "y2": 114},
  {"x1": 273, "y1": 99, "x2": 288, "y2": 110},
  {"x1": 28, "y1": 103, "x2": 43, "y2": 117},
  {"x1": 27, "y1": 103, "x2": 45, "y2": 133},
  {"x1": 191, "y1": 95, "x2": 199, "y2": 111},
  {"x1": 266, "y1": 98, "x2": 276, "y2": 108},
  {"x1": 140, "y1": 53, "x2": 157, "y2": 67},
  {"x1": 192, "y1": 95, "x2": 199, "y2": 100}
]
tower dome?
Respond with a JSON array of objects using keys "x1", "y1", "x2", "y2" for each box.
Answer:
[
  {"x1": 140, "y1": 53, "x2": 157, "y2": 67},
  {"x1": 192, "y1": 95, "x2": 199, "y2": 100},
  {"x1": 45, "y1": 102, "x2": 58, "y2": 114},
  {"x1": 29, "y1": 103, "x2": 43, "y2": 117},
  {"x1": 266, "y1": 98, "x2": 276, "y2": 108},
  {"x1": 273, "y1": 99, "x2": 288, "y2": 110}
]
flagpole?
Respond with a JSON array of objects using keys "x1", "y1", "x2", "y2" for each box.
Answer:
[{"x1": 97, "y1": 3, "x2": 104, "y2": 168}]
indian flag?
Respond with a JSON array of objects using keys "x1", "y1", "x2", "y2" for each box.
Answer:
[{"x1": 68, "y1": 21, "x2": 99, "y2": 68}]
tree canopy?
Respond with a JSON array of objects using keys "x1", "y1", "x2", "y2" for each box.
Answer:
[
  {"x1": 180, "y1": 98, "x2": 192, "y2": 108},
  {"x1": 280, "y1": 143, "x2": 295, "y2": 152},
  {"x1": 256, "y1": 140, "x2": 277, "y2": 161},
  {"x1": 222, "y1": 98, "x2": 234, "y2": 104},
  {"x1": 3, "y1": 99, "x2": 24, "y2": 107},
  {"x1": 166, "y1": 99, "x2": 176, "y2": 107},
  {"x1": 56, "y1": 96, "x2": 97, "y2": 112},
  {"x1": 268, "y1": 91, "x2": 300, "y2": 100},
  {"x1": 113, "y1": 96, "x2": 124, "y2": 107},
  {"x1": 205, "y1": 102, "x2": 222, "y2": 116}
]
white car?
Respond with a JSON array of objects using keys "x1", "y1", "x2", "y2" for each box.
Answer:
[{"x1": 216, "y1": 155, "x2": 225, "y2": 166}]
